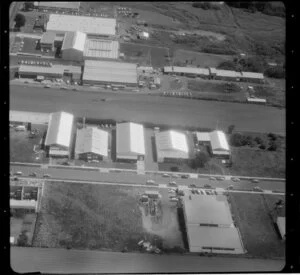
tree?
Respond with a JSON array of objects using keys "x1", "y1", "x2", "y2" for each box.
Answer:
[
  {"x1": 268, "y1": 140, "x2": 278, "y2": 151},
  {"x1": 245, "y1": 136, "x2": 255, "y2": 147},
  {"x1": 268, "y1": 133, "x2": 277, "y2": 141},
  {"x1": 230, "y1": 133, "x2": 243, "y2": 147},
  {"x1": 191, "y1": 152, "x2": 209, "y2": 169},
  {"x1": 14, "y1": 13, "x2": 26, "y2": 28},
  {"x1": 24, "y1": 2, "x2": 34, "y2": 11},
  {"x1": 254, "y1": 136, "x2": 263, "y2": 145},
  {"x1": 227, "y1": 125, "x2": 235, "y2": 134}
]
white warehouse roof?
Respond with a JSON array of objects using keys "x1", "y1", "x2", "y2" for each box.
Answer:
[
  {"x1": 83, "y1": 60, "x2": 137, "y2": 85},
  {"x1": 75, "y1": 127, "x2": 109, "y2": 157},
  {"x1": 210, "y1": 130, "x2": 230, "y2": 152},
  {"x1": 196, "y1": 132, "x2": 211, "y2": 142},
  {"x1": 36, "y1": 2, "x2": 80, "y2": 10},
  {"x1": 241, "y1": 71, "x2": 264, "y2": 80},
  {"x1": 62, "y1": 31, "x2": 87, "y2": 52},
  {"x1": 84, "y1": 38, "x2": 119, "y2": 59},
  {"x1": 46, "y1": 14, "x2": 116, "y2": 36},
  {"x1": 155, "y1": 130, "x2": 189, "y2": 160},
  {"x1": 18, "y1": 65, "x2": 64, "y2": 76},
  {"x1": 45, "y1": 111, "x2": 74, "y2": 148},
  {"x1": 216, "y1": 69, "x2": 242, "y2": 78},
  {"x1": 164, "y1": 66, "x2": 210, "y2": 76},
  {"x1": 116, "y1": 122, "x2": 145, "y2": 159},
  {"x1": 183, "y1": 194, "x2": 234, "y2": 226},
  {"x1": 10, "y1": 199, "x2": 37, "y2": 209}
]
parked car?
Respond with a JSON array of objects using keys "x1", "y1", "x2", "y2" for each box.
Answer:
[
  {"x1": 169, "y1": 181, "x2": 177, "y2": 187},
  {"x1": 227, "y1": 185, "x2": 234, "y2": 190},
  {"x1": 12, "y1": 177, "x2": 19, "y2": 181},
  {"x1": 162, "y1": 173, "x2": 169, "y2": 178},
  {"x1": 189, "y1": 183, "x2": 197, "y2": 188},
  {"x1": 72, "y1": 88, "x2": 78, "y2": 91},
  {"x1": 112, "y1": 87, "x2": 119, "y2": 91},
  {"x1": 251, "y1": 179, "x2": 260, "y2": 183},
  {"x1": 14, "y1": 171, "x2": 23, "y2": 175},
  {"x1": 44, "y1": 85, "x2": 51, "y2": 88},
  {"x1": 209, "y1": 176, "x2": 216, "y2": 180},
  {"x1": 231, "y1": 177, "x2": 240, "y2": 182},
  {"x1": 60, "y1": 87, "x2": 68, "y2": 90},
  {"x1": 216, "y1": 176, "x2": 225, "y2": 181},
  {"x1": 253, "y1": 186, "x2": 263, "y2": 192},
  {"x1": 43, "y1": 174, "x2": 51, "y2": 178},
  {"x1": 181, "y1": 174, "x2": 189, "y2": 179},
  {"x1": 29, "y1": 172, "x2": 37, "y2": 177},
  {"x1": 204, "y1": 184, "x2": 212, "y2": 189}
]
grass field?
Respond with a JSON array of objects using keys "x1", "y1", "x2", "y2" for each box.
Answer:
[
  {"x1": 228, "y1": 193, "x2": 285, "y2": 259},
  {"x1": 32, "y1": 182, "x2": 183, "y2": 252}
]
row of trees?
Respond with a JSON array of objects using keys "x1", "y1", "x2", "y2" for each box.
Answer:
[
  {"x1": 192, "y1": 2, "x2": 221, "y2": 10},
  {"x1": 14, "y1": 13, "x2": 26, "y2": 29}
]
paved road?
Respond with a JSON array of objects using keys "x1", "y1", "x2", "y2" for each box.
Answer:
[
  {"x1": 10, "y1": 164, "x2": 285, "y2": 192},
  {"x1": 11, "y1": 247, "x2": 285, "y2": 273},
  {"x1": 10, "y1": 84, "x2": 285, "y2": 134}
]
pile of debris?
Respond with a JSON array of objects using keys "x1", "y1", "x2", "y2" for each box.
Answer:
[{"x1": 138, "y1": 240, "x2": 162, "y2": 254}]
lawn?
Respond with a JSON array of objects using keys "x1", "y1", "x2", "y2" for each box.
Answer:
[
  {"x1": 228, "y1": 193, "x2": 285, "y2": 259},
  {"x1": 253, "y1": 85, "x2": 285, "y2": 108},
  {"x1": 32, "y1": 182, "x2": 183, "y2": 252}
]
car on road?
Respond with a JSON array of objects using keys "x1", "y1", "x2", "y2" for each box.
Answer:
[
  {"x1": 216, "y1": 176, "x2": 225, "y2": 181},
  {"x1": 14, "y1": 171, "x2": 23, "y2": 175},
  {"x1": 44, "y1": 85, "x2": 51, "y2": 88},
  {"x1": 227, "y1": 185, "x2": 234, "y2": 190},
  {"x1": 204, "y1": 184, "x2": 212, "y2": 189},
  {"x1": 12, "y1": 176, "x2": 19, "y2": 181},
  {"x1": 146, "y1": 179, "x2": 157, "y2": 186},
  {"x1": 112, "y1": 87, "x2": 119, "y2": 91},
  {"x1": 181, "y1": 174, "x2": 189, "y2": 179},
  {"x1": 72, "y1": 88, "x2": 78, "y2": 91},
  {"x1": 29, "y1": 172, "x2": 37, "y2": 177},
  {"x1": 251, "y1": 179, "x2": 260, "y2": 183},
  {"x1": 60, "y1": 87, "x2": 68, "y2": 90},
  {"x1": 171, "y1": 174, "x2": 180, "y2": 178},
  {"x1": 209, "y1": 176, "x2": 216, "y2": 180},
  {"x1": 231, "y1": 177, "x2": 240, "y2": 182},
  {"x1": 189, "y1": 183, "x2": 197, "y2": 188},
  {"x1": 253, "y1": 186, "x2": 263, "y2": 192},
  {"x1": 162, "y1": 173, "x2": 169, "y2": 178},
  {"x1": 169, "y1": 181, "x2": 177, "y2": 187},
  {"x1": 43, "y1": 174, "x2": 51, "y2": 178},
  {"x1": 170, "y1": 198, "x2": 179, "y2": 202}
]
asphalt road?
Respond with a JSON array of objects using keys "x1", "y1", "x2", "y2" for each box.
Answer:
[
  {"x1": 11, "y1": 247, "x2": 285, "y2": 273},
  {"x1": 10, "y1": 84, "x2": 285, "y2": 134},
  {"x1": 10, "y1": 164, "x2": 285, "y2": 192}
]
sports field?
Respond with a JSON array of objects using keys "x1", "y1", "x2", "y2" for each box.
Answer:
[{"x1": 10, "y1": 85, "x2": 285, "y2": 134}]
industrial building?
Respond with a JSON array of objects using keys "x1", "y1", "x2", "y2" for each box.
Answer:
[
  {"x1": 34, "y1": 2, "x2": 81, "y2": 12},
  {"x1": 75, "y1": 127, "x2": 109, "y2": 161},
  {"x1": 209, "y1": 130, "x2": 230, "y2": 157},
  {"x1": 116, "y1": 122, "x2": 145, "y2": 161},
  {"x1": 82, "y1": 60, "x2": 138, "y2": 87},
  {"x1": 137, "y1": 66, "x2": 153, "y2": 74},
  {"x1": 247, "y1": 97, "x2": 267, "y2": 104},
  {"x1": 163, "y1": 66, "x2": 210, "y2": 78},
  {"x1": 84, "y1": 38, "x2": 119, "y2": 60},
  {"x1": 182, "y1": 194, "x2": 244, "y2": 254},
  {"x1": 45, "y1": 111, "x2": 74, "y2": 157},
  {"x1": 40, "y1": 32, "x2": 56, "y2": 51},
  {"x1": 241, "y1": 71, "x2": 265, "y2": 83},
  {"x1": 195, "y1": 132, "x2": 211, "y2": 144},
  {"x1": 214, "y1": 69, "x2": 242, "y2": 81},
  {"x1": 18, "y1": 65, "x2": 64, "y2": 79},
  {"x1": 46, "y1": 14, "x2": 116, "y2": 38},
  {"x1": 155, "y1": 130, "x2": 189, "y2": 162},
  {"x1": 10, "y1": 199, "x2": 37, "y2": 211},
  {"x1": 61, "y1": 31, "x2": 87, "y2": 61}
]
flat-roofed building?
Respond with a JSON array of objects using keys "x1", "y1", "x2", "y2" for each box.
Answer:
[
  {"x1": 34, "y1": 2, "x2": 81, "y2": 12},
  {"x1": 10, "y1": 199, "x2": 37, "y2": 211},
  {"x1": 75, "y1": 127, "x2": 109, "y2": 161},
  {"x1": 247, "y1": 97, "x2": 267, "y2": 104},
  {"x1": 116, "y1": 122, "x2": 145, "y2": 161},
  {"x1": 195, "y1": 132, "x2": 211, "y2": 144},
  {"x1": 83, "y1": 60, "x2": 138, "y2": 87},
  {"x1": 61, "y1": 31, "x2": 87, "y2": 61},
  {"x1": 137, "y1": 66, "x2": 153, "y2": 74},
  {"x1": 46, "y1": 14, "x2": 116, "y2": 38},
  {"x1": 214, "y1": 69, "x2": 242, "y2": 81},
  {"x1": 83, "y1": 38, "x2": 119, "y2": 60},
  {"x1": 163, "y1": 66, "x2": 210, "y2": 78},
  {"x1": 18, "y1": 65, "x2": 64, "y2": 79},
  {"x1": 45, "y1": 111, "x2": 74, "y2": 157},
  {"x1": 40, "y1": 32, "x2": 56, "y2": 50},
  {"x1": 210, "y1": 130, "x2": 230, "y2": 157},
  {"x1": 241, "y1": 71, "x2": 264, "y2": 83},
  {"x1": 155, "y1": 130, "x2": 189, "y2": 162},
  {"x1": 182, "y1": 194, "x2": 245, "y2": 254}
]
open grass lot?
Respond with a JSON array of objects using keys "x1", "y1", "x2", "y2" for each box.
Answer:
[
  {"x1": 10, "y1": 124, "x2": 47, "y2": 163},
  {"x1": 32, "y1": 182, "x2": 183, "y2": 252},
  {"x1": 253, "y1": 86, "x2": 285, "y2": 108},
  {"x1": 228, "y1": 193, "x2": 285, "y2": 259}
]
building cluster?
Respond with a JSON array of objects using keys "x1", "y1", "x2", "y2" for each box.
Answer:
[
  {"x1": 182, "y1": 194, "x2": 245, "y2": 254},
  {"x1": 163, "y1": 66, "x2": 264, "y2": 84}
]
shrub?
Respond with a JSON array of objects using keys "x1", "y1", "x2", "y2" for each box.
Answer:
[
  {"x1": 14, "y1": 13, "x2": 26, "y2": 28},
  {"x1": 264, "y1": 66, "x2": 285, "y2": 79},
  {"x1": 190, "y1": 152, "x2": 209, "y2": 169},
  {"x1": 230, "y1": 133, "x2": 244, "y2": 147},
  {"x1": 268, "y1": 141, "x2": 278, "y2": 151},
  {"x1": 268, "y1": 133, "x2": 277, "y2": 141}
]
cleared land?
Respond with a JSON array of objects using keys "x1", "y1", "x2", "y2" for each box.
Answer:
[
  {"x1": 228, "y1": 193, "x2": 285, "y2": 259},
  {"x1": 10, "y1": 85, "x2": 285, "y2": 134},
  {"x1": 32, "y1": 182, "x2": 183, "y2": 252}
]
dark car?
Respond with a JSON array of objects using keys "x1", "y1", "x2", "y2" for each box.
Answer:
[
  {"x1": 168, "y1": 181, "x2": 177, "y2": 187},
  {"x1": 204, "y1": 184, "x2": 212, "y2": 189},
  {"x1": 189, "y1": 183, "x2": 197, "y2": 188},
  {"x1": 43, "y1": 174, "x2": 51, "y2": 178},
  {"x1": 29, "y1": 172, "x2": 37, "y2": 177},
  {"x1": 181, "y1": 174, "x2": 189, "y2": 179}
]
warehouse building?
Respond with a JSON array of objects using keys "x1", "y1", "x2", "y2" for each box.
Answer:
[
  {"x1": 82, "y1": 60, "x2": 138, "y2": 87},
  {"x1": 182, "y1": 194, "x2": 244, "y2": 254},
  {"x1": 61, "y1": 31, "x2": 87, "y2": 61},
  {"x1": 40, "y1": 32, "x2": 56, "y2": 51},
  {"x1": 210, "y1": 130, "x2": 230, "y2": 157},
  {"x1": 214, "y1": 69, "x2": 242, "y2": 81},
  {"x1": 18, "y1": 65, "x2": 64, "y2": 79},
  {"x1": 195, "y1": 132, "x2": 211, "y2": 145},
  {"x1": 155, "y1": 130, "x2": 189, "y2": 162},
  {"x1": 45, "y1": 111, "x2": 74, "y2": 157},
  {"x1": 75, "y1": 127, "x2": 109, "y2": 161},
  {"x1": 84, "y1": 38, "x2": 119, "y2": 60},
  {"x1": 116, "y1": 122, "x2": 145, "y2": 161},
  {"x1": 10, "y1": 199, "x2": 37, "y2": 211},
  {"x1": 241, "y1": 71, "x2": 264, "y2": 83},
  {"x1": 163, "y1": 66, "x2": 210, "y2": 78},
  {"x1": 137, "y1": 66, "x2": 153, "y2": 74},
  {"x1": 34, "y1": 2, "x2": 81, "y2": 12},
  {"x1": 46, "y1": 14, "x2": 116, "y2": 38}
]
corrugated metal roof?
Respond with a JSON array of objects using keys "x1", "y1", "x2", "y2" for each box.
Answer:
[
  {"x1": 241, "y1": 71, "x2": 264, "y2": 79},
  {"x1": 84, "y1": 38, "x2": 119, "y2": 59},
  {"x1": 75, "y1": 127, "x2": 108, "y2": 157},
  {"x1": 37, "y1": 2, "x2": 80, "y2": 10},
  {"x1": 164, "y1": 66, "x2": 209, "y2": 76},
  {"x1": 216, "y1": 69, "x2": 242, "y2": 78},
  {"x1": 116, "y1": 122, "x2": 145, "y2": 158},
  {"x1": 18, "y1": 65, "x2": 64, "y2": 76},
  {"x1": 40, "y1": 32, "x2": 56, "y2": 44},
  {"x1": 183, "y1": 194, "x2": 233, "y2": 225},
  {"x1": 210, "y1": 130, "x2": 230, "y2": 151},
  {"x1": 247, "y1": 98, "x2": 267, "y2": 103},
  {"x1": 187, "y1": 224, "x2": 244, "y2": 253},
  {"x1": 47, "y1": 14, "x2": 116, "y2": 36},
  {"x1": 62, "y1": 31, "x2": 86, "y2": 52},
  {"x1": 10, "y1": 199, "x2": 36, "y2": 209},
  {"x1": 45, "y1": 111, "x2": 74, "y2": 148},
  {"x1": 83, "y1": 60, "x2": 137, "y2": 84},
  {"x1": 277, "y1": 217, "x2": 285, "y2": 238},
  {"x1": 196, "y1": 132, "x2": 211, "y2": 142}
]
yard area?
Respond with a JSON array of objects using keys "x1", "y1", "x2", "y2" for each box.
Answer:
[
  {"x1": 9, "y1": 124, "x2": 48, "y2": 164},
  {"x1": 10, "y1": 209, "x2": 37, "y2": 246},
  {"x1": 228, "y1": 193, "x2": 285, "y2": 259},
  {"x1": 32, "y1": 182, "x2": 184, "y2": 252}
]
